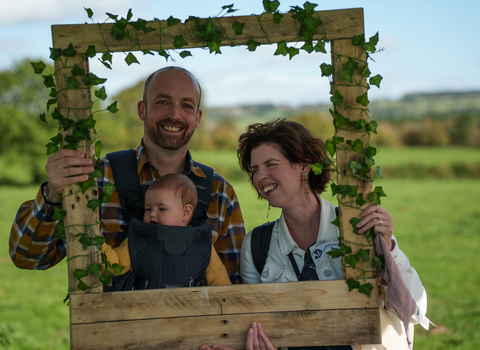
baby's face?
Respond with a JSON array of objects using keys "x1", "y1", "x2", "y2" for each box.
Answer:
[{"x1": 143, "y1": 188, "x2": 188, "y2": 226}]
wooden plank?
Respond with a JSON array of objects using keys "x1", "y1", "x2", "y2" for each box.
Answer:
[
  {"x1": 70, "y1": 279, "x2": 378, "y2": 324},
  {"x1": 71, "y1": 308, "x2": 381, "y2": 350},
  {"x1": 51, "y1": 8, "x2": 364, "y2": 52},
  {"x1": 330, "y1": 38, "x2": 375, "y2": 280},
  {"x1": 54, "y1": 54, "x2": 103, "y2": 294}
]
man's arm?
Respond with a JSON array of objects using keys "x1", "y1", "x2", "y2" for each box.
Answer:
[{"x1": 208, "y1": 175, "x2": 245, "y2": 284}]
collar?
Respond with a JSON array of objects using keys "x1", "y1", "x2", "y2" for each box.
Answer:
[
  {"x1": 135, "y1": 140, "x2": 207, "y2": 179},
  {"x1": 277, "y1": 195, "x2": 340, "y2": 255}
]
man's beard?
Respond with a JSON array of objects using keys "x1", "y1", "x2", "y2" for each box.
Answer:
[{"x1": 145, "y1": 116, "x2": 195, "y2": 151}]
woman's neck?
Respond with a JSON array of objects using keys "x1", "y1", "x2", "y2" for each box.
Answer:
[{"x1": 282, "y1": 195, "x2": 321, "y2": 251}]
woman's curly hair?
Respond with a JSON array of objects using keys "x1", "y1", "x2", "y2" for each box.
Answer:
[{"x1": 237, "y1": 118, "x2": 333, "y2": 199}]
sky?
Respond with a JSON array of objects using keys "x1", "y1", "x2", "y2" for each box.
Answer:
[{"x1": 1, "y1": 0, "x2": 479, "y2": 108}]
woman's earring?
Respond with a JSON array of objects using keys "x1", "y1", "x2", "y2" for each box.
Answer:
[{"x1": 302, "y1": 172, "x2": 311, "y2": 205}]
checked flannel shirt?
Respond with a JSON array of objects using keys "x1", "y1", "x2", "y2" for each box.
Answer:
[{"x1": 9, "y1": 142, "x2": 246, "y2": 284}]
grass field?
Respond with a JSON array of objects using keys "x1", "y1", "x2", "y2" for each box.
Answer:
[{"x1": 1, "y1": 171, "x2": 480, "y2": 348}]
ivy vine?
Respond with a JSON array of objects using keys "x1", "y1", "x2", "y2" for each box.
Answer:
[{"x1": 31, "y1": 0, "x2": 385, "y2": 297}]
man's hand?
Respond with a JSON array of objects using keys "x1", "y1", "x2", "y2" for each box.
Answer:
[{"x1": 45, "y1": 149, "x2": 94, "y2": 203}]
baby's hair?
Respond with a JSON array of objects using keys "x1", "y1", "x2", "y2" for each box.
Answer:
[{"x1": 147, "y1": 174, "x2": 198, "y2": 209}]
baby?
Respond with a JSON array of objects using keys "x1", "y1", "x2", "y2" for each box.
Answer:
[{"x1": 102, "y1": 173, "x2": 231, "y2": 286}]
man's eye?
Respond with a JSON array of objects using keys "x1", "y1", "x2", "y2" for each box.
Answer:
[
  {"x1": 157, "y1": 100, "x2": 167, "y2": 105},
  {"x1": 183, "y1": 103, "x2": 194, "y2": 109}
]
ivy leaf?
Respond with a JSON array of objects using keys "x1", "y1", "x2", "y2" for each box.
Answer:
[
  {"x1": 348, "y1": 160, "x2": 362, "y2": 175},
  {"x1": 102, "y1": 52, "x2": 113, "y2": 63},
  {"x1": 50, "y1": 133, "x2": 62, "y2": 146},
  {"x1": 356, "y1": 92, "x2": 369, "y2": 106},
  {"x1": 349, "y1": 217, "x2": 361, "y2": 235},
  {"x1": 95, "y1": 86, "x2": 107, "y2": 101},
  {"x1": 303, "y1": 1, "x2": 318, "y2": 15},
  {"x1": 330, "y1": 182, "x2": 338, "y2": 196},
  {"x1": 272, "y1": 12, "x2": 283, "y2": 24},
  {"x1": 208, "y1": 41, "x2": 222, "y2": 54},
  {"x1": 287, "y1": 47, "x2": 299, "y2": 60},
  {"x1": 49, "y1": 48, "x2": 63, "y2": 60},
  {"x1": 232, "y1": 21, "x2": 245, "y2": 35},
  {"x1": 87, "y1": 199, "x2": 101, "y2": 212},
  {"x1": 31, "y1": 61, "x2": 47, "y2": 74},
  {"x1": 83, "y1": 73, "x2": 107, "y2": 87},
  {"x1": 337, "y1": 185, "x2": 357, "y2": 199},
  {"x1": 365, "y1": 157, "x2": 375, "y2": 168},
  {"x1": 324, "y1": 140, "x2": 335, "y2": 157},
  {"x1": 330, "y1": 214, "x2": 340, "y2": 228},
  {"x1": 95, "y1": 140, "x2": 103, "y2": 158},
  {"x1": 39, "y1": 113, "x2": 47, "y2": 124},
  {"x1": 337, "y1": 69, "x2": 353, "y2": 84},
  {"x1": 63, "y1": 43, "x2": 77, "y2": 57},
  {"x1": 78, "y1": 178, "x2": 95, "y2": 194},
  {"x1": 357, "y1": 249, "x2": 371, "y2": 262},
  {"x1": 330, "y1": 90, "x2": 344, "y2": 104},
  {"x1": 319, "y1": 63, "x2": 332, "y2": 77},
  {"x1": 345, "y1": 254, "x2": 360, "y2": 269},
  {"x1": 85, "y1": 8, "x2": 94, "y2": 19},
  {"x1": 365, "y1": 146, "x2": 377, "y2": 158},
  {"x1": 173, "y1": 35, "x2": 188, "y2": 49},
  {"x1": 49, "y1": 87, "x2": 57, "y2": 98},
  {"x1": 125, "y1": 52, "x2": 139, "y2": 66},
  {"x1": 373, "y1": 254, "x2": 385, "y2": 269},
  {"x1": 87, "y1": 263, "x2": 102, "y2": 277},
  {"x1": 42, "y1": 75, "x2": 55, "y2": 88},
  {"x1": 369, "y1": 74, "x2": 383, "y2": 88},
  {"x1": 346, "y1": 139, "x2": 363, "y2": 152},
  {"x1": 359, "y1": 283, "x2": 374, "y2": 297},
  {"x1": 346, "y1": 278, "x2": 360, "y2": 292},
  {"x1": 126, "y1": 8, "x2": 133, "y2": 21},
  {"x1": 314, "y1": 40, "x2": 327, "y2": 54},
  {"x1": 71, "y1": 64, "x2": 85, "y2": 77},
  {"x1": 327, "y1": 247, "x2": 341, "y2": 259},
  {"x1": 359, "y1": 64, "x2": 371, "y2": 77},
  {"x1": 377, "y1": 166, "x2": 383, "y2": 179},
  {"x1": 274, "y1": 41, "x2": 288, "y2": 56},
  {"x1": 157, "y1": 49, "x2": 170, "y2": 61},
  {"x1": 111, "y1": 18, "x2": 128, "y2": 40},
  {"x1": 99, "y1": 273, "x2": 112, "y2": 285},
  {"x1": 90, "y1": 168, "x2": 102, "y2": 179},
  {"x1": 92, "y1": 235, "x2": 106, "y2": 249},
  {"x1": 77, "y1": 280, "x2": 90, "y2": 291},
  {"x1": 112, "y1": 263, "x2": 125, "y2": 275},
  {"x1": 106, "y1": 13, "x2": 118, "y2": 20},
  {"x1": 66, "y1": 76, "x2": 80, "y2": 90},
  {"x1": 46, "y1": 143, "x2": 59, "y2": 156},
  {"x1": 52, "y1": 208, "x2": 66, "y2": 221},
  {"x1": 107, "y1": 101, "x2": 119, "y2": 113},
  {"x1": 51, "y1": 108, "x2": 63, "y2": 120},
  {"x1": 365, "y1": 120, "x2": 378, "y2": 134},
  {"x1": 167, "y1": 16, "x2": 181, "y2": 27},
  {"x1": 309, "y1": 162, "x2": 323, "y2": 175},
  {"x1": 368, "y1": 186, "x2": 387, "y2": 205},
  {"x1": 364, "y1": 228, "x2": 375, "y2": 243},
  {"x1": 331, "y1": 136, "x2": 344, "y2": 145},
  {"x1": 103, "y1": 182, "x2": 116, "y2": 196},
  {"x1": 351, "y1": 33, "x2": 365, "y2": 46},
  {"x1": 333, "y1": 113, "x2": 349, "y2": 129},
  {"x1": 301, "y1": 41, "x2": 314, "y2": 53},
  {"x1": 246, "y1": 39, "x2": 261, "y2": 52},
  {"x1": 73, "y1": 269, "x2": 89, "y2": 280},
  {"x1": 364, "y1": 32, "x2": 379, "y2": 53},
  {"x1": 263, "y1": 0, "x2": 280, "y2": 13},
  {"x1": 356, "y1": 193, "x2": 367, "y2": 207},
  {"x1": 46, "y1": 98, "x2": 56, "y2": 111}
]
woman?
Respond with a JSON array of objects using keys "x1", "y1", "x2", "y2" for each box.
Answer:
[{"x1": 201, "y1": 119, "x2": 429, "y2": 350}]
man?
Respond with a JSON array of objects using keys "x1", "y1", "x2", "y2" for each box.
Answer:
[{"x1": 9, "y1": 67, "x2": 245, "y2": 284}]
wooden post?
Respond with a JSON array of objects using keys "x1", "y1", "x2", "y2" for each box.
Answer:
[{"x1": 50, "y1": 8, "x2": 382, "y2": 348}]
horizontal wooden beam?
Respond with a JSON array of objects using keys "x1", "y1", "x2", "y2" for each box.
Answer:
[
  {"x1": 51, "y1": 8, "x2": 364, "y2": 53},
  {"x1": 70, "y1": 280, "x2": 380, "y2": 349}
]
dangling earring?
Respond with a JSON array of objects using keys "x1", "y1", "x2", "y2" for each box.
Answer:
[
  {"x1": 266, "y1": 203, "x2": 271, "y2": 218},
  {"x1": 302, "y1": 172, "x2": 311, "y2": 205}
]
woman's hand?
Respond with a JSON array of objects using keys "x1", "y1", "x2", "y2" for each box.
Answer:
[
  {"x1": 200, "y1": 322, "x2": 276, "y2": 350},
  {"x1": 356, "y1": 204, "x2": 394, "y2": 251}
]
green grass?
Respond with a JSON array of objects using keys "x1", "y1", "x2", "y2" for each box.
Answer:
[{"x1": 2, "y1": 177, "x2": 480, "y2": 349}]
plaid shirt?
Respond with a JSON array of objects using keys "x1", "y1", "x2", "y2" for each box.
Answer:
[{"x1": 9, "y1": 142, "x2": 245, "y2": 283}]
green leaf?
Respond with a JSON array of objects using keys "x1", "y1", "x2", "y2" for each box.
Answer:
[
  {"x1": 66, "y1": 76, "x2": 80, "y2": 90},
  {"x1": 319, "y1": 63, "x2": 332, "y2": 77},
  {"x1": 60, "y1": 118, "x2": 75, "y2": 131},
  {"x1": 106, "y1": 13, "x2": 118, "y2": 20},
  {"x1": 157, "y1": 49, "x2": 170, "y2": 61},
  {"x1": 347, "y1": 278, "x2": 360, "y2": 292},
  {"x1": 330, "y1": 214, "x2": 340, "y2": 228},
  {"x1": 167, "y1": 16, "x2": 181, "y2": 27},
  {"x1": 31, "y1": 61, "x2": 47, "y2": 74},
  {"x1": 83, "y1": 73, "x2": 107, "y2": 87},
  {"x1": 373, "y1": 255, "x2": 385, "y2": 269},
  {"x1": 49, "y1": 48, "x2": 63, "y2": 60},
  {"x1": 125, "y1": 52, "x2": 139, "y2": 66},
  {"x1": 99, "y1": 192, "x2": 111, "y2": 204},
  {"x1": 333, "y1": 113, "x2": 349, "y2": 129},
  {"x1": 71, "y1": 64, "x2": 85, "y2": 77},
  {"x1": 352, "y1": 33, "x2": 365, "y2": 46},
  {"x1": 46, "y1": 99, "x2": 56, "y2": 111},
  {"x1": 314, "y1": 40, "x2": 327, "y2": 53},
  {"x1": 46, "y1": 143, "x2": 59, "y2": 156},
  {"x1": 331, "y1": 136, "x2": 344, "y2": 145},
  {"x1": 272, "y1": 12, "x2": 283, "y2": 24},
  {"x1": 49, "y1": 88, "x2": 57, "y2": 98},
  {"x1": 232, "y1": 21, "x2": 245, "y2": 35},
  {"x1": 126, "y1": 8, "x2": 133, "y2": 21},
  {"x1": 107, "y1": 101, "x2": 119, "y2": 113},
  {"x1": 42, "y1": 75, "x2": 55, "y2": 88},
  {"x1": 330, "y1": 183, "x2": 338, "y2": 196},
  {"x1": 103, "y1": 182, "x2": 116, "y2": 196},
  {"x1": 112, "y1": 263, "x2": 125, "y2": 275},
  {"x1": 337, "y1": 69, "x2": 353, "y2": 84},
  {"x1": 369, "y1": 74, "x2": 383, "y2": 88},
  {"x1": 246, "y1": 39, "x2": 261, "y2": 52},
  {"x1": 274, "y1": 41, "x2": 288, "y2": 56},
  {"x1": 63, "y1": 43, "x2": 77, "y2": 57},
  {"x1": 337, "y1": 185, "x2": 357, "y2": 199},
  {"x1": 365, "y1": 120, "x2": 378, "y2": 134},
  {"x1": 173, "y1": 35, "x2": 188, "y2": 49},
  {"x1": 92, "y1": 235, "x2": 106, "y2": 249},
  {"x1": 364, "y1": 228, "x2": 375, "y2": 243},
  {"x1": 330, "y1": 90, "x2": 344, "y2": 104},
  {"x1": 356, "y1": 92, "x2": 369, "y2": 106},
  {"x1": 324, "y1": 140, "x2": 335, "y2": 157},
  {"x1": 50, "y1": 133, "x2": 62, "y2": 145},
  {"x1": 349, "y1": 217, "x2": 361, "y2": 235},
  {"x1": 365, "y1": 146, "x2": 377, "y2": 158},
  {"x1": 77, "y1": 280, "x2": 90, "y2": 291},
  {"x1": 303, "y1": 1, "x2": 318, "y2": 15},
  {"x1": 102, "y1": 52, "x2": 113, "y2": 63},
  {"x1": 87, "y1": 199, "x2": 101, "y2": 212},
  {"x1": 85, "y1": 45, "x2": 96, "y2": 58},
  {"x1": 348, "y1": 160, "x2": 362, "y2": 175},
  {"x1": 377, "y1": 166, "x2": 383, "y2": 179},
  {"x1": 357, "y1": 249, "x2": 371, "y2": 262},
  {"x1": 364, "y1": 32, "x2": 379, "y2": 53},
  {"x1": 176, "y1": 50, "x2": 190, "y2": 59},
  {"x1": 99, "y1": 273, "x2": 112, "y2": 285},
  {"x1": 356, "y1": 193, "x2": 367, "y2": 207},
  {"x1": 95, "y1": 140, "x2": 103, "y2": 158},
  {"x1": 111, "y1": 18, "x2": 128, "y2": 40},
  {"x1": 327, "y1": 247, "x2": 341, "y2": 259},
  {"x1": 73, "y1": 269, "x2": 88, "y2": 280},
  {"x1": 95, "y1": 86, "x2": 107, "y2": 101},
  {"x1": 85, "y1": 8, "x2": 94, "y2": 19},
  {"x1": 87, "y1": 263, "x2": 102, "y2": 277},
  {"x1": 345, "y1": 254, "x2": 360, "y2": 269},
  {"x1": 346, "y1": 138, "x2": 363, "y2": 152},
  {"x1": 51, "y1": 108, "x2": 63, "y2": 120},
  {"x1": 368, "y1": 186, "x2": 387, "y2": 205},
  {"x1": 39, "y1": 113, "x2": 47, "y2": 124},
  {"x1": 52, "y1": 208, "x2": 67, "y2": 220},
  {"x1": 263, "y1": 0, "x2": 280, "y2": 12},
  {"x1": 142, "y1": 49, "x2": 154, "y2": 56},
  {"x1": 359, "y1": 64, "x2": 371, "y2": 77},
  {"x1": 90, "y1": 168, "x2": 102, "y2": 179},
  {"x1": 365, "y1": 157, "x2": 375, "y2": 168},
  {"x1": 359, "y1": 282, "x2": 374, "y2": 297},
  {"x1": 309, "y1": 162, "x2": 323, "y2": 175},
  {"x1": 78, "y1": 178, "x2": 95, "y2": 194}
]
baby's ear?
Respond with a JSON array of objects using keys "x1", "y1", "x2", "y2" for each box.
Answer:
[{"x1": 183, "y1": 204, "x2": 194, "y2": 223}]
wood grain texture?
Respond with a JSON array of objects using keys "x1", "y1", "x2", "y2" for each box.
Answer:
[{"x1": 51, "y1": 9, "x2": 364, "y2": 53}]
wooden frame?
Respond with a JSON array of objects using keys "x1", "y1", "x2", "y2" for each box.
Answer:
[{"x1": 52, "y1": 7, "x2": 381, "y2": 349}]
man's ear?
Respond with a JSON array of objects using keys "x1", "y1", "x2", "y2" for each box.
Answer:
[
  {"x1": 138, "y1": 100, "x2": 146, "y2": 121},
  {"x1": 195, "y1": 109, "x2": 203, "y2": 129},
  {"x1": 183, "y1": 204, "x2": 194, "y2": 223}
]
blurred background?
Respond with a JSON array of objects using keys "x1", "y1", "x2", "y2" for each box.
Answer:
[{"x1": 1, "y1": 0, "x2": 479, "y2": 349}]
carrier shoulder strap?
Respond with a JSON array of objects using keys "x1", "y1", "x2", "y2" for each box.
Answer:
[
  {"x1": 251, "y1": 206, "x2": 339, "y2": 274},
  {"x1": 191, "y1": 162, "x2": 214, "y2": 210},
  {"x1": 106, "y1": 149, "x2": 144, "y2": 223}
]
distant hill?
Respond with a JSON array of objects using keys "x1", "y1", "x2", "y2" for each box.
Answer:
[{"x1": 204, "y1": 91, "x2": 480, "y2": 123}]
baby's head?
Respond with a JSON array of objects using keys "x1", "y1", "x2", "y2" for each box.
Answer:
[{"x1": 144, "y1": 174, "x2": 198, "y2": 227}]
